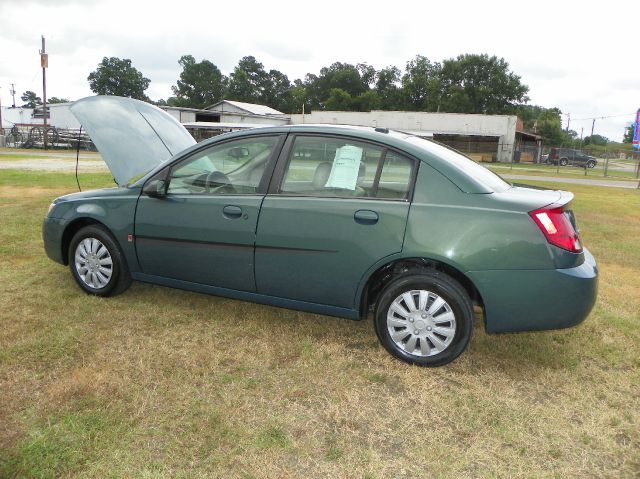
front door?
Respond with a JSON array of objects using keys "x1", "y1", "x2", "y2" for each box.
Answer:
[
  {"x1": 135, "y1": 135, "x2": 282, "y2": 291},
  {"x1": 255, "y1": 135, "x2": 416, "y2": 309}
]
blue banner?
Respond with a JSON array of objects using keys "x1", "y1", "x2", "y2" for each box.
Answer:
[{"x1": 633, "y1": 108, "x2": 640, "y2": 150}]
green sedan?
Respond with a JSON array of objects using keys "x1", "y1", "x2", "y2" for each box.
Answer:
[{"x1": 43, "y1": 96, "x2": 598, "y2": 366}]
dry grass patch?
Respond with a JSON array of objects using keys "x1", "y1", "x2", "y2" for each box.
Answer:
[{"x1": 0, "y1": 174, "x2": 638, "y2": 478}]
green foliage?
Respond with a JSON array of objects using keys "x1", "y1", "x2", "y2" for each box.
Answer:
[
  {"x1": 535, "y1": 108, "x2": 565, "y2": 145},
  {"x1": 376, "y1": 66, "x2": 402, "y2": 110},
  {"x1": 353, "y1": 90, "x2": 382, "y2": 111},
  {"x1": 438, "y1": 54, "x2": 529, "y2": 114},
  {"x1": 20, "y1": 91, "x2": 41, "y2": 108},
  {"x1": 303, "y1": 62, "x2": 370, "y2": 110},
  {"x1": 227, "y1": 56, "x2": 266, "y2": 104},
  {"x1": 622, "y1": 122, "x2": 634, "y2": 144},
  {"x1": 87, "y1": 57, "x2": 150, "y2": 100},
  {"x1": 47, "y1": 97, "x2": 70, "y2": 104},
  {"x1": 171, "y1": 55, "x2": 227, "y2": 109},
  {"x1": 583, "y1": 134, "x2": 609, "y2": 146},
  {"x1": 401, "y1": 55, "x2": 442, "y2": 111},
  {"x1": 324, "y1": 88, "x2": 353, "y2": 111},
  {"x1": 227, "y1": 56, "x2": 293, "y2": 113}
]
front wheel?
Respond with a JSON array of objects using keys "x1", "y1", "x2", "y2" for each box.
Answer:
[
  {"x1": 68, "y1": 225, "x2": 131, "y2": 296},
  {"x1": 374, "y1": 272, "x2": 474, "y2": 367},
  {"x1": 586, "y1": 160, "x2": 596, "y2": 169}
]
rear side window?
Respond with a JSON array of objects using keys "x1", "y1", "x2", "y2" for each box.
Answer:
[
  {"x1": 406, "y1": 135, "x2": 511, "y2": 193},
  {"x1": 378, "y1": 151, "x2": 413, "y2": 199},
  {"x1": 280, "y1": 136, "x2": 414, "y2": 200}
]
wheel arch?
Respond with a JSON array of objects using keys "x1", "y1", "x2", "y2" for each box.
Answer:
[
  {"x1": 60, "y1": 217, "x2": 108, "y2": 265},
  {"x1": 358, "y1": 257, "x2": 485, "y2": 324}
]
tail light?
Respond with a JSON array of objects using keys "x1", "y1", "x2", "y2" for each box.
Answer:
[{"x1": 529, "y1": 206, "x2": 582, "y2": 253}]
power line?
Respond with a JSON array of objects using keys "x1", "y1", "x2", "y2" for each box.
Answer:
[{"x1": 570, "y1": 113, "x2": 636, "y2": 121}]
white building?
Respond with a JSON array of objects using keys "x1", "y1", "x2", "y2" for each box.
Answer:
[{"x1": 290, "y1": 110, "x2": 542, "y2": 163}]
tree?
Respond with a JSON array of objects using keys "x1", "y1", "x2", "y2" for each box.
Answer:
[
  {"x1": 401, "y1": 55, "x2": 442, "y2": 111},
  {"x1": 324, "y1": 88, "x2": 353, "y2": 111},
  {"x1": 48, "y1": 97, "x2": 70, "y2": 104},
  {"x1": 583, "y1": 134, "x2": 608, "y2": 146},
  {"x1": 261, "y1": 69, "x2": 293, "y2": 113},
  {"x1": 171, "y1": 55, "x2": 227, "y2": 108},
  {"x1": 227, "y1": 56, "x2": 268, "y2": 104},
  {"x1": 303, "y1": 62, "x2": 370, "y2": 110},
  {"x1": 375, "y1": 66, "x2": 402, "y2": 110},
  {"x1": 535, "y1": 108, "x2": 565, "y2": 145},
  {"x1": 87, "y1": 57, "x2": 150, "y2": 100},
  {"x1": 353, "y1": 91, "x2": 382, "y2": 111},
  {"x1": 623, "y1": 123, "x2": 635, "y2": 144},
  {"x1": 515, "y1": 104, "x2": 546, "y2": 130},
  {"x1": 438, "y1": 54, "x2": 529, "y2": 114},
  {"x1": 21, "y1": 90, "x2": 41, "y2": 108}
]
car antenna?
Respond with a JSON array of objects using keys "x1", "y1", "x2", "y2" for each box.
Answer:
[{"x1": 75, "y1": 125, "x2": 82, "y2": 191}]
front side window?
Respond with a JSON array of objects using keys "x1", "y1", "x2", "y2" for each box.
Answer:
[
  {"x1": 167, "y1": 136, "x2": 279, "y2": 195},
  {"x1": 280, "y1": 136, "x2": 414, "y2": 200}
]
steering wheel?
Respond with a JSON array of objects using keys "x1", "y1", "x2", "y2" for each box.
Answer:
[{"x1": 206, "y1": 171, "x2": 235, "y2": 194}]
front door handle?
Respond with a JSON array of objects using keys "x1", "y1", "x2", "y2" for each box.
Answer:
[
  {"x1": 223, "y1": 205, "x2": 243, "y2": 219},
  {"x1": 354, "y1": 209, "x2": 378, "y2": 225}
]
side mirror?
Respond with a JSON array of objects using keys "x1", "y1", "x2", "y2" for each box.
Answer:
[{"x1": 143, "y1": 179, "x2": 167, "y2": 198}]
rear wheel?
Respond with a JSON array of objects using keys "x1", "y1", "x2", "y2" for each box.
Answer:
[
  {"x1": 559, "y1": 158, "x2": 569, "y2": 166},
  {"x1": 374, "y1": 271, "x2": 474, "y2": 367},
  {"x1": 68, "y1": 225, "x2": 131, "y2": 296}
]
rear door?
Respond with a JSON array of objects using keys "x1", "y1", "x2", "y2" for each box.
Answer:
[
  {"x1": 135, "y1": 134, "x2": 284, "y2": 291},
  {"x1": 254, "y1": 134, "x2": 416, "y2": 309}
]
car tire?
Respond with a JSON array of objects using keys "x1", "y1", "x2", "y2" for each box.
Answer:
[
  {"x1": 373, "y1": 271, "x2": 474, "y2": 367},
  {"x1": 559, "y1": 158, "x2": 568, "y2": 166},
  {"x1": 586, "y1": 160, "x2": 596, "y2": 169},
  {"x1": 68, "y1": 225, "x2": 132, "y2": 297}
]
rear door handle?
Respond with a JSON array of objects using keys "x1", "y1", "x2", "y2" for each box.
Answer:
[
  {"x1": 354, "y1": 209, "x2": 378, "y2": 225},
  {"x1": 223, "y1": 205, "x2": 243, "y2": 219}
]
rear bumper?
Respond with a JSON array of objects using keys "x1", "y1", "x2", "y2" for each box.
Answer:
[
  {"x1": 43, "y1": 216, "x2": 67, "y2": 265},
  {"x1": 470, "y1": 248, "x2": 598, "y2": 333}
]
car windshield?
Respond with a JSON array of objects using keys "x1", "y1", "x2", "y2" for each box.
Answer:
[{"x1": 405, "y1": 136, "x2": 512, "y2": 193}]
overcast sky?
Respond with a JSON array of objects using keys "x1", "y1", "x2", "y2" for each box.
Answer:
[{"x1": 0, "y1": 0, "x2": 637, "y2": 141}]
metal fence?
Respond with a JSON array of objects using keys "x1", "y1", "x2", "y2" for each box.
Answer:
[
  {"x1": 1, "y1": 125, "x2": 95, "y2": 150},
  {"x1": 503, "y1": 145, "x2": 640, "y2": 182}
]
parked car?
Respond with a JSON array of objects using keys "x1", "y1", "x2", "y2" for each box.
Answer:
[
  {"x1": 548, "y1": 148, "x2": 597, "y2": 168},
  {"x1": 43, "y1": 96, "x2": 598, "y2": 367}
]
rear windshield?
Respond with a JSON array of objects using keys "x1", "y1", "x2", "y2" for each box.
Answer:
[{"x1": 405, "y1": 136, "x2": 511, "y2": 193}]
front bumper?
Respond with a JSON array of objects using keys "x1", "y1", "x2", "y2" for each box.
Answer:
[
  {"x1": 43, "y1": 216, "x2": 67, "y2": 265},
  {"x1": 469, "y1": 248, "x2": 598, "y2": 333}
]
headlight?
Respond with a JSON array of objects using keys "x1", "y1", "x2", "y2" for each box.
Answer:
[{"x1": 47, "y1": 203, "x2": 56, "y2": 216}]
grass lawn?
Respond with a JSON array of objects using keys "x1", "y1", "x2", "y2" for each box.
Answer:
[
  {"x1": 0, "y1": 170, "x2": 638, "y2": 478},
  {"x1": 487, "y1": 162, "x2": 640, "y2": 182}
]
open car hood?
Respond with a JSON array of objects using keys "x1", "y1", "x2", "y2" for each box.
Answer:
[{"x1": 70, "y1": 96, "x2": 196, "y2": 185}]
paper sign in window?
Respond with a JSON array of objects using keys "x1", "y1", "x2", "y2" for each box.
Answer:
[{"x1": 325, "y1": 145, "x2": 363, "y2": 190}]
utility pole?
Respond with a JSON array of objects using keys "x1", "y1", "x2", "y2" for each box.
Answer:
[
  {"x1": 9, "y1": 83, "x2": 16, "y2": 108},
  {"x1": 10, "y1": 83, "x2": 16, "y2": 108},
  {"x1": 590, "y1": 118, "x2": 595, "y2": 138},
  {"x1": 579, "y1": 127, "x2": 584, "y2": 150},
  {"x1": 566, "y1": 113, "x2": 570, "y2": 132},
  {"x1": 40, "y1": 35, "x2": 48, "y2": 150}
]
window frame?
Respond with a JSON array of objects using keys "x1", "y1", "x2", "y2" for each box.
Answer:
[
  {"x1": 268, "y1": 133, "x2": 419, "y2": 202},
  {"x1": 158, "y1": 133, "x2": 285, "y2": 197}
]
